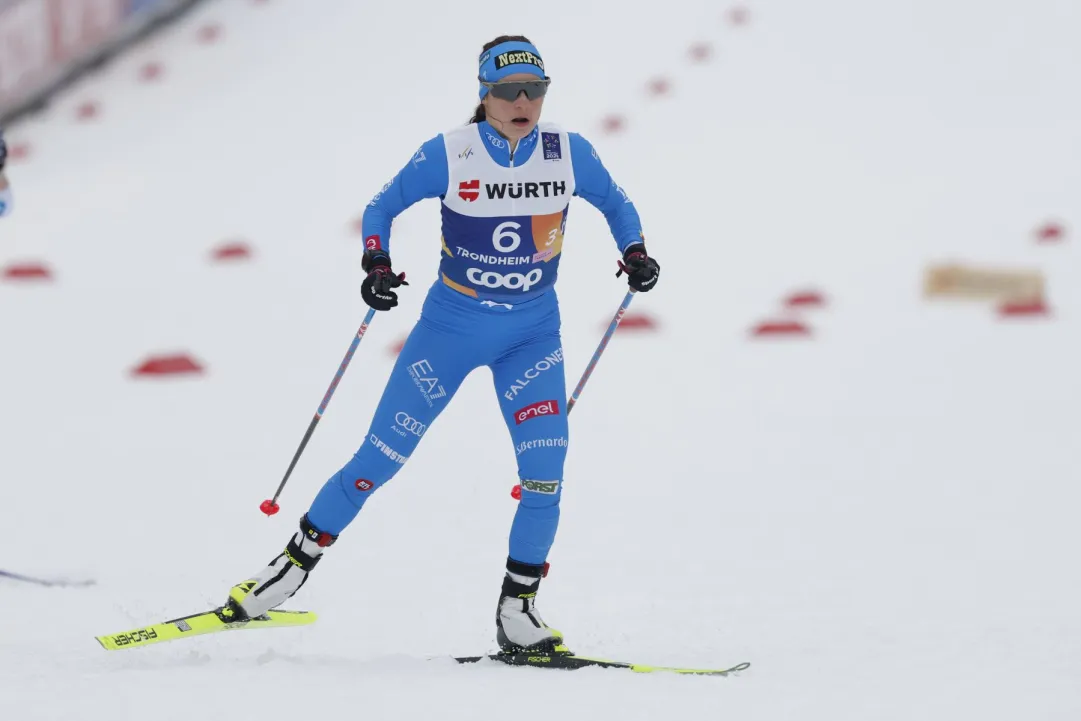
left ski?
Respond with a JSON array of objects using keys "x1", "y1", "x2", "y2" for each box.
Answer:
[{"x1": 454, "y1": 646, "x2": 750, "y2": 676}]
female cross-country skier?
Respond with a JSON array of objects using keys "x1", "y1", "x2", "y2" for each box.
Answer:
[
  {"x1": 0, "y1": 128, "x2": 13, "y2": 217},
  {"x1": 224, "y1": 35, "x2": 660, "y2": 652}
]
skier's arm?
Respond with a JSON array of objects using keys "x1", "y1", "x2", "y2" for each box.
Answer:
[
  {"x1": 360, "y1": 135, "x2": 448, "y2": 252},
  {"x1": 567, "y1": 133, "x2": 644, "y2": 252},
  {"x1": 0, "y1": 173, "x2": 11, "y2": 217}
]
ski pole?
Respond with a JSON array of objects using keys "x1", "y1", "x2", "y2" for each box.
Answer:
[
  {"x1": 567, "y1": 289, "x2": 636, "y2": 415},
  {"x1": 0, "y1": 569, "x2": 95, "y2": 587},
  {"x1": 260, "y1": 308, "x2": 378, "y2": 516}
]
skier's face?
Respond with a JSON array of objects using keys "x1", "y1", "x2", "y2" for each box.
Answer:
[{"x1": 483, "y1": 73, "x2": 546, "y2": 142}]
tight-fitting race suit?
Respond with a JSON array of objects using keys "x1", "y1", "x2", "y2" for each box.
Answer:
[{"x1": 305, "y1": 107, "x2": 643, "y2": 570}]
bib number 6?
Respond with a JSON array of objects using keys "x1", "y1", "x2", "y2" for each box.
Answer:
[{"x1": 493, "y1": 221, "x2": 522, "y2": 253}]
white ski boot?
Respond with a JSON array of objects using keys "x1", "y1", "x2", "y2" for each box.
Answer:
[
  {"x1": 222, "y1": 515, "x2": 337, "y2": 621},
  {"x1": 495, "y1": 558, "x2": 564, "y2": 652}
]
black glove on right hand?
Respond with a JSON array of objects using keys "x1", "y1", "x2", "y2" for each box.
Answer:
[
  {"x1": 361, "y1": 249, "x2": 408, "y2": 311},
  {"x1": 0, "y1": 128, "x2": 8, "y2": 172}
]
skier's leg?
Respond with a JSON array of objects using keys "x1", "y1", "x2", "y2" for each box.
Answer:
[
  {"x1": 228, "y1": 310, "x2": 475, "y2": 619},
  {"x1": 489, "y1": 321, "x2": 569, "y2": 651},
  {"x1": 305, "y1": 318, "x2": 468, "y2": 536},
  {"x1": 494, "y1": 331, "x2": 569, "y2": 564}
]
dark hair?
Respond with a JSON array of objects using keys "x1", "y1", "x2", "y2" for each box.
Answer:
[{"x1": 469, "y1": 35, "x2": 534, "y2": 124}]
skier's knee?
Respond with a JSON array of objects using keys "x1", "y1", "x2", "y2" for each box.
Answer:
[
  {"x1": 336, "y1": 470, "x2": 388, "y2": 507},
  {"x1": 306, "y1": 465, "x2": 389, "y2": 536},
  {"x1": 334, "y1": 444, "x2": 405, "y2": 508},
  {"x1": 514, "y1": 443, "x2": 567, "y2": 485}
]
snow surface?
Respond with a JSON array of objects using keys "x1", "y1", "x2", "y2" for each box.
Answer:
[{"x1": 2, "y1": 0, "x2": 1081, "y2": 718}]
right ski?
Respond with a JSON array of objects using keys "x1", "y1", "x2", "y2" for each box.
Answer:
[{"x1": 455, "y1": 646, "x2": 750, "y2": 676}]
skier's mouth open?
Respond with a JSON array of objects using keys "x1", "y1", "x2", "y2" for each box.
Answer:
[{"x1": 511, "y1": 117, "x2": 530, "y2": 127}]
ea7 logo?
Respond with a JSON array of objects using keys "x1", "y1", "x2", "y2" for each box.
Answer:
[
  {"x1": 408, "y1": 359, "x2": 447, "y2": 407},
  {"x1": 355, "y1": 479, "x2": 374, "y2": 492},
  {"x1": 459, "y1": 180, "x2": 480, "y2": 202},
  {"x1": 514, "y1": 399, "x2": 559, "y2": 425}
]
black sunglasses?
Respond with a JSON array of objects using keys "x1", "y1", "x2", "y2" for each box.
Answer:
[{"x1": 480, "y1": 77, "x2": 552, "y2": 102}]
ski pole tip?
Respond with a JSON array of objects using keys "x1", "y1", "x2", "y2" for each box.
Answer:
[{"x1": 259, "y1": 500, "x2": 280, "y2": 516}]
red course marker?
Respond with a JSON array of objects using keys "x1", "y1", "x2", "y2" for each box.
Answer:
[
  {"x1": 139, "y1": 62, "x2": 164, "y2": 81},
  {"x1": 197, "y1": 24, "x2": 222, "y2": 44},
  {"x1": 784, "y1": 290, "x2": 826, "y2": 309},
  {"x1": 998, "y1": 299, "x2": 1049, "y2": 318},
  {"x1": 751, "y1": 320, "x2": 811, "y2": 337},
  {"x1": 75, "y1": 101, "x2": 99, "y2": 120},
  {"x1": 212, "y1": 241, "x2": 253, "y2": 261},
  {"x1": 647, "y1": 78, "x2": 671, "y2": 96},
  {"x1": 4, "y1": 263, "x2": 53, "y2": 281},
  {"x1": 1035, "y1": 222, "x2": 1065, "y2": 243},
  {"x1": 132, "y1": 354, "x2": 205, "y2": 377},
  {"x1": 9, "y1": 143, "x2": 30, "y2": 162},
  {"x1": 601, "y1": 115, "x2": 626, "y2": 134},
  {"x1": 689, "y1": 43, "x2": 713, "y2": 63},
  {"x1": 613, "y1": 313, "x2": 658, "y2": 331},
  {"x1": 729, "y1": 6, "x2": 750, "y2": 25}
]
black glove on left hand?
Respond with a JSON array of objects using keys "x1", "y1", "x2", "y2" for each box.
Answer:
[
  {"x1": 616, "y1": 243, "x2": 660, "y2": 292},
  {"x1": 0, "y1": 128, "x2": 8, "y2": 172}
]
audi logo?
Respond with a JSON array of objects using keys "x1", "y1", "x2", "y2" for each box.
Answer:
[{"x1": 395, "y1": 412, "x2": 427, "y2": 436}]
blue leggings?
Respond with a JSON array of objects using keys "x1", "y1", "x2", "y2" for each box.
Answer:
[{"x1": 306, "y1": 282, "x2": 569, "y2": 565}]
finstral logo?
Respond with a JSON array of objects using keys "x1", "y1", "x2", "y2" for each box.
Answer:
[
  {"x1": 514, "y1": 399, "x2": 559, "y2": 425},
  {"x1": 459, "y1": 180, "x2": 480, "y2": 202}
]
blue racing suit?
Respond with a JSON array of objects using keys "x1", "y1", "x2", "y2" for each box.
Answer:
[{"x1": 306, "y1": 120, "x2": 644, "y2": 566}]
